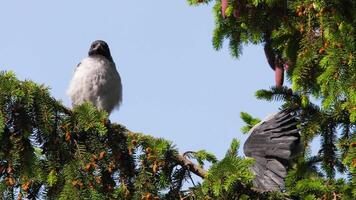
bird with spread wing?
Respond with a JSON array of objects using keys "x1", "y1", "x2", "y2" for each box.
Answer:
[{"x1": 243, "y1": 109, "x2": 302, "y2": 191}]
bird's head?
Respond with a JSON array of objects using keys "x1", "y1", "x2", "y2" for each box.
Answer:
[{"x1": 88, "y1": 40, "x2": 113, "y2": 62}]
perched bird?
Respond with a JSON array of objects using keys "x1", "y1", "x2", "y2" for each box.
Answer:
[
  {"x1": 67, "y1": 40, "x2": 122, "y2": 114},
  {"x1": 243, "y1": 109, "x2": 302, "y2": 191}
]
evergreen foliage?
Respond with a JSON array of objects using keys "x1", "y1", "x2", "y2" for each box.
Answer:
[
  {"x1": 199, "y1": 139, "x2": 255, "y2": 199},
  {"x1": 188, "y1": 0, "x2": 356, "y2": 199},
  {"x1": 189, "y1": 0, "x2": 355, "y2": 122},
  {"x1": 1, "y1": 0, "x2": 355, "y2": 199},
  {"x1": 240, "y1": 112, "x2": 261, "y2": 134},
  {"x1": 0, "y1": 72, "x2": 277, "y2": 200}
]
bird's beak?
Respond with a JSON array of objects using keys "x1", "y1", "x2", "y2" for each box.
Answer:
[
  {"x1": 89, "y1": 44, "x2": 102, "y2": 56},
  {"x1": 92, "y1": 44, "x2": 100, "y2": 51}
]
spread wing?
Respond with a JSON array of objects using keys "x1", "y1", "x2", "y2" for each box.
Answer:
[{"x1": 243, "y1": 109, "x2": 301, "y2": 191}]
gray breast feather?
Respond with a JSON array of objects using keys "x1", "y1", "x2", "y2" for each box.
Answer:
[
  {"x1": 243, "y1": 109, "x2": 301, "y2": 191},
  {"x1": 67, "y1": 55, "x2": 122, "y2": 114}
]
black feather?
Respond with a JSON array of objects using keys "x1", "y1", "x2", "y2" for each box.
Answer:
[{"x1": 243, "y1": 109, "x2": 301, "y2": 191}]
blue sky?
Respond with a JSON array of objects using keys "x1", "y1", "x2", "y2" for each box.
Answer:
[{"x1": 1, "y1": 1, "x2": 318, "y2": 160}]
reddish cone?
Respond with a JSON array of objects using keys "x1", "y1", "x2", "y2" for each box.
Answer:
[
  {"x1": 222, "y1": 0, "x2": 228, "y2": 18},
  {"x1": 275, "y1": 65, "x2": 284, "y2": 87}
]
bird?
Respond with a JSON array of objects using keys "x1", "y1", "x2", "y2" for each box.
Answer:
[
  {"x1": 243, "y1": 108, "x2": 302, "y2": 191},
  {"x1": 67, "y1": 40, "x2": 122, "y2": 115}
]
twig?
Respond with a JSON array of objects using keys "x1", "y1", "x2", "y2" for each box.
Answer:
[{"x1": 174, "y1": 154, "x2": 207, "y2": 178}]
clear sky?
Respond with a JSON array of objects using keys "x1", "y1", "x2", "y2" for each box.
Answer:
[{"x1": 1, "y1": 1, "x2": 317, "y2": 160}]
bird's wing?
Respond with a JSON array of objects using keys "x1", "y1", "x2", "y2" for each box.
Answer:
[
  {"x1": 243, "y1": 109, "x2": 301, "y2": 191},
  {"x1": 76, "y1": 62, "x2": 81, "y2": 68},
  {"x1": 70, "y1": 62, "x2": 81, "y2": 74}
]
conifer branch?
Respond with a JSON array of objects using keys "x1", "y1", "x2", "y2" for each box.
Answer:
[{"x1": 174, "y1": 154, "x2": 207, "y2": 178}]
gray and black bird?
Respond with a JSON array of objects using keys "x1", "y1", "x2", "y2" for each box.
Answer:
[{"x1": 67, "y1": 40, "x2": 122, "y2": 114}]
